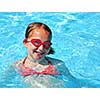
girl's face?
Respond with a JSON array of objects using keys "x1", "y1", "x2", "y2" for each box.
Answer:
[{"x1": 24, "y1": 27, "x2": 52, "y2": 61}]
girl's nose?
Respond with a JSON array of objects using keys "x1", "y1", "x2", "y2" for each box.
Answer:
[{"x1": 38, "y1": 44, "x2": 44, "y2": 50}]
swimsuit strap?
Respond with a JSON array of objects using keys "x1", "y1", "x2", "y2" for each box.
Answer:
[
  {"x1": 45, "y1": 57, "x2": 52, "y2": 65},
  {"x1": 23, "y1": 57, "x2": 27, "y2": 64}
]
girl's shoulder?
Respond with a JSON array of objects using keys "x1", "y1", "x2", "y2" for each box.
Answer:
[
  {"x1": 12, "y1": 58, "x2": 25, "y2": 68},
  {"x1": 46, "y1": 57, "x2": 65, "y2": 66},
  {"x1": 47, "y1": 57, "x2": 70, "y2": 75}
]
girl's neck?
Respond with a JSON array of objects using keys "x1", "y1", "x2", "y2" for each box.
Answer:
[{"x1": 26, "y1": 55, "x2": 48, "y2": 65}]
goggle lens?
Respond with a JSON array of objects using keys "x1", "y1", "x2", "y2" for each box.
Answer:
[{"x1": 31, "y1": 39, "x2": 52, "y2": 49}]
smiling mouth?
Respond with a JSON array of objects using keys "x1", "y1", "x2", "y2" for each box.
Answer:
[{"x1": 33, "y1": 50, "x2": 45, "y2": 55}]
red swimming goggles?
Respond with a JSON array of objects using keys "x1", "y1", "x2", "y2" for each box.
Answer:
[{"x1": 23, "y1": 38, "x2": 52, "y2": 49}]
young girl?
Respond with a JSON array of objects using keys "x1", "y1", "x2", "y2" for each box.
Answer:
[{"x1": 10, "y1": 22, "x2": 80, "y2": 88}]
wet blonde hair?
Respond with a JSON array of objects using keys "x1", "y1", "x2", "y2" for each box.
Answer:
[{"x1": 25, "y1": 22, "x2": 52, "y2": 40}]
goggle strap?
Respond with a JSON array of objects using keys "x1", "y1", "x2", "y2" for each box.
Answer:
[{"x1": 23, "y1": 38, "x2": 28, "y2": 43}]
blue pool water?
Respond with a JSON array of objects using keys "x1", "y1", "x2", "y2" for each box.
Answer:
[{"x1": 0, "y1": 12, "x2": 100, "y2": 88}]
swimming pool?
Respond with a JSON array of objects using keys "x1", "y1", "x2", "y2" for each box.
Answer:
[{"x1": 0, "y1": 12, "x2": 100, "y2": 88}]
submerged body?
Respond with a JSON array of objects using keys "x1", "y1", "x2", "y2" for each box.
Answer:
[{"x1": 12, "y1": 57, "x2": 80, "y2": 88}]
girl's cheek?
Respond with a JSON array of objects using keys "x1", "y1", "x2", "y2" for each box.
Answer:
[{"x1": 28, "y1": 44, "x2": 36, "y2": 50}]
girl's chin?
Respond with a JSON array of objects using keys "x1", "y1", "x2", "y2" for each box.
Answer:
[
  {"x1": 34, "y1": 52, "x2": 44, "y2": 60},
  {"x1": 35, "y1": 56, "x2": 42, "y2": 60}
]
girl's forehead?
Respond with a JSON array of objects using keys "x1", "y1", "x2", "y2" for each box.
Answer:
[{"x1": 28, "y1": 28, "x2": 51, "y2": 41}]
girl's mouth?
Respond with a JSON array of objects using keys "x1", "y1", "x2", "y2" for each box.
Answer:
[{"x1": 33, "y1": 50, "x2": 45, "y2": 56}]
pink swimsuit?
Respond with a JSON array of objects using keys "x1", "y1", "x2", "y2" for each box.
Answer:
[{"x1": 18, "y1": 57, "x2": 59, "y2": 76}]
